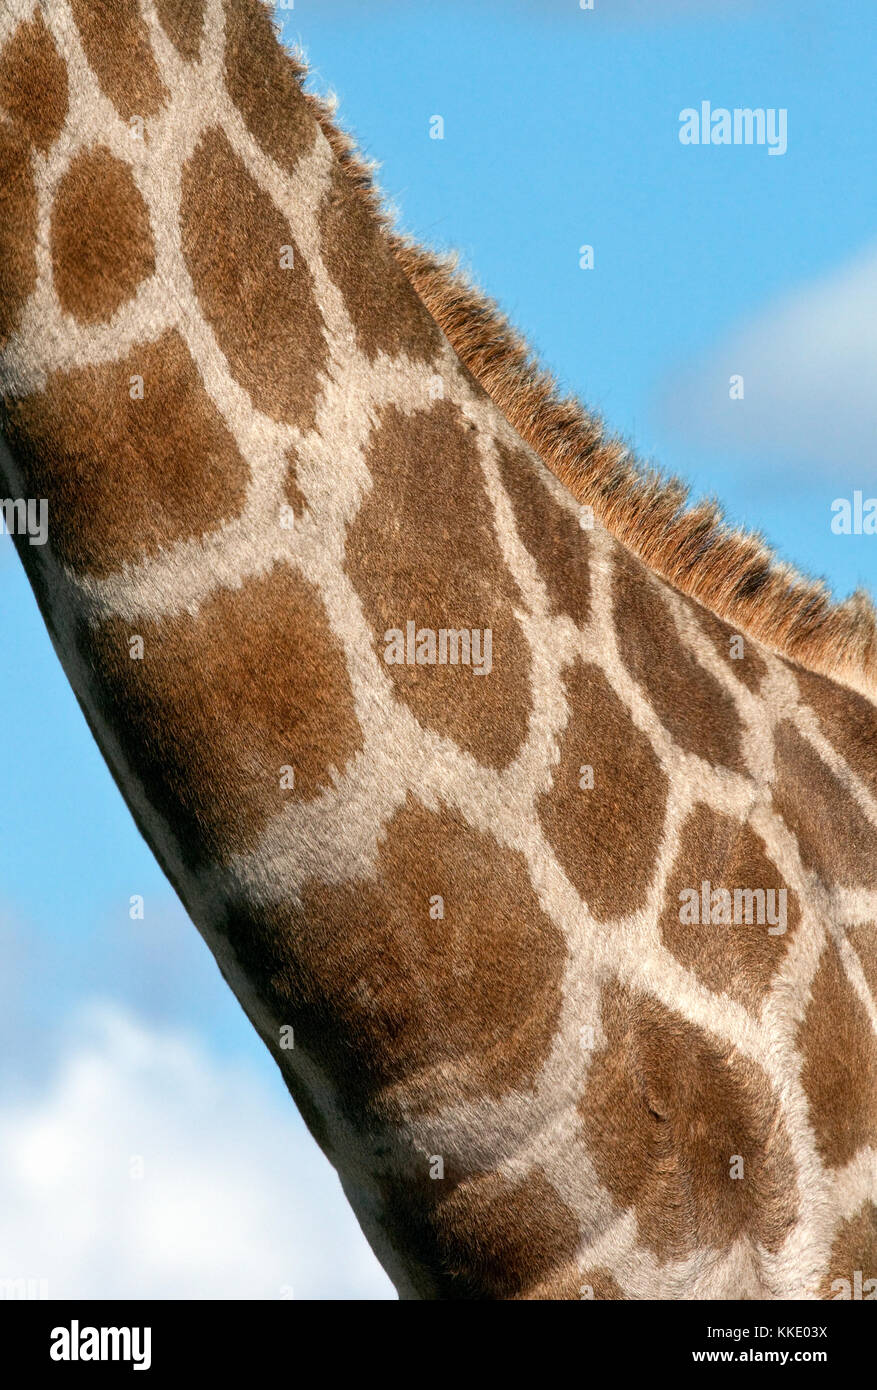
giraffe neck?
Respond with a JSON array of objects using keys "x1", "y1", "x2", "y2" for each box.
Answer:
[
  {"x1": 1, "y1": 0, "x2": 875, "y2": 1300},
  {"x1": 0, "y1": 0, "x2": 591, "y2": 1297}
]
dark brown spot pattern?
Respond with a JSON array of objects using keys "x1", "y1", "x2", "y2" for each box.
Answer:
[
  {"x1": 0, "y1": 10, "x2": 68, "y2": 152},
  {"x1": 792, "y1": 661, "x2": 877, "y2": 799},
  {"x1": 660, "y1": 804, "x2": 798, "y2": 1009},
  {"x1": 319, "y1": 165, "x2": 441, "y2": 364},
  {"x1": 154, "y1": 0, "x2": 205, "y2": 61},
  {"x1": 581, "y1": 982, "x2": 798, "y2": 1261},
  {"x1": 225, "y1": 798, "x2": 565, "y2": 1120},
  {"x1": 80, "y1": 565, "x2": 362, "y2": 868},
  {"x1": 70, "y1": 0, "x2": 167, "y2": 122},
  {"x1": 181, "y1": 128, "x2": 326, "y2": 429},
  {"x1": 818, "y1": 1203, "x2": 877, "y2": 1299},
  {"x1": 798, "y1": 942, "x2": 877, "y2": 1169},
  {"x1": 773, "y1": 722, "x2": 877, "y2": 890},
  {"x1": 377, "y1": 1163, "x2": 580, "y2": 1300},
  {"x1": 283, "y1": 446, "x2": 308, "y2": 521},
  {"x1": 345, "y1": 401, "x2": 532, "y2": 770},
  {"x1": 0, "y1": 331, "x2": 248, "y2": 577},
  {"x1": 577, "y1": 1268, "x2": 626, "y2": 1300},
  {"x1": 51, "y1": 147, "x2": 155, "y2": 325},
  {"x1": 223, "y1": 0, "x2": 317, "y2": 175},
  {"x1": 613, "y1": 542, "x2": 746, "y2": 773},
  {"x1": 693, "y1": 599, "x2": 768, "y2": 693},
  {"x1": 496, "y1": 441, "x2": 590, "y2": 626},
  {"x1": 0, "y1": 124, "x2": 36, "y2": 349},
  {"x1": 538, "y1": 659, "x2": 668, "y2": 920}
]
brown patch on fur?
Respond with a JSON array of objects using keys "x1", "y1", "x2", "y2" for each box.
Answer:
[
  {"x1": 578, "y1": 1268, "x2": 626, "y2": 1300},
  {"x1": 773, "y1": 722, "x2": 877, "y2": 890},
  {"x1": 51, "y1": 147, "x2": 155, "y2": 325},
  {"x1": 377, "y1": 1161, "x2": 580, "y2": 1299},
  {"x1": 537, "y1": 658, "x2": 668, "y2": 920},
  {"x1": 818, "y1": 1202, "x2": 877, "y2": 1299},
  {"x1": 798, "y1": 942, "x2": 877, "y2": 1169},
  {"x1": 320, "y1": 164, "x2": 441, "y2": 364},
  {"x1": 181, "y1": 127, "x2": 326, "y2": 428},
  {"x1": 284, "y1": 798, "x2": 563, "y2": 1115},
  {"x1": 80, "y1": 564, "x2": 362, "y2": 867},
  {"x1": 581, "y1": 981, "x2": 798, "y2": 1261},
  {"x1": 154, "y1": 0, "x2": 205, "y2": 61},
  {"x1": 0, "y1": 330, "x2": 247, "y2": 577},
  {"x1": 222, "y1": 797, "x2": 564, "y2": 1138},
  {"x1": 283, "y1": 446, "x2": 308, "y2": 521},
  {"x1": 223, "y1": 0, "x2": 317, "y2": 175},
  {"x1": 0, "y1": 10, "x2": 68, "y2": 152},
  {"x1": 345, "y1": 401, "x2": 532, "y2": 770},
  {"x1": 613, "y1": 541, "x2": 746, "y2": 772},
  {"x1": 70, "y1": 0, "x2": 167, "y2": 122},
  {"x1": 274, "y1": 43, "x2": 877, "y2": 695},
  {"x1": 496, "y1": 441, "x2": 590, "y2": 626},
  {"x1": 0, "y1": 124, "x2": 37, "y2": 349},
  {"x1": 694, "y1": 600, "x2": 768, "y2": 693},
  {"x1": 508, "y1": 1265, "x2": 590, "y2": 1299},
  {"x1": 660, "y1": 805, "x2": 798, "y2": 1009},
  {"x1": 792, "y1": 662, "x2": 877, "y2": 798}
]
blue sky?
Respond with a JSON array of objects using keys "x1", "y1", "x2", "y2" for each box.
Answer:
[{"x1": 1, "y1": 0, "x2": 875, "y2": 1299}]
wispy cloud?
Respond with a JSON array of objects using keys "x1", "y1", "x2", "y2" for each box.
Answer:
[
  {"x1": 657, "y1": 243, "x2": 877, "y2": 476},
  {"x1": 0, "y1": 1004, "x2": 393, "y2": 1299}
]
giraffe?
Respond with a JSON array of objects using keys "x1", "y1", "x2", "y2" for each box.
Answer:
[{"x1": 0, "y1": 0, "x2": 875, "y2": 1301}]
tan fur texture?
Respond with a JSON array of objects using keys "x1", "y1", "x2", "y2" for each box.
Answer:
[{"x1": 0, "y1": 0, "x2": 874, "y2": 1300}]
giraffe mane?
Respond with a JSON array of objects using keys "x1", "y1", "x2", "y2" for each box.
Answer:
[{"x1": 283, "y1": 31, "x2": 877, "y2": 700}]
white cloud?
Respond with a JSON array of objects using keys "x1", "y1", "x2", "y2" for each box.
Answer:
[
  {"x1": 658, "y1": 243, "x2": 877, "y2": 475},
  {"x1": 0, "y1": 1004, "x2": 394, "y2": 1300}
]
